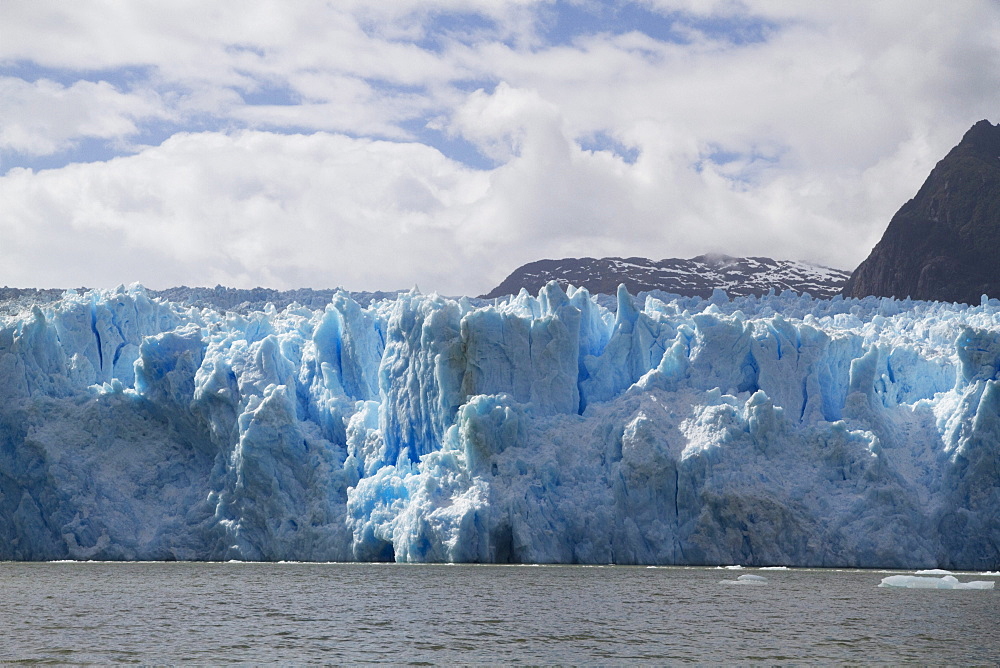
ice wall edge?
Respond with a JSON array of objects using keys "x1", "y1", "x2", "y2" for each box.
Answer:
[{"x1": 0, "y1": 284, "x2": 998, "y2": 569}]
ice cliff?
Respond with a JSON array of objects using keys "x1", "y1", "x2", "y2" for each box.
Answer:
[{"x1": 1, "y1": 284, "x2": 998, "y2": 569}]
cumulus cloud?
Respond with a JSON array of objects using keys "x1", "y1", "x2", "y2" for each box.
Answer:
[
  {"x1": 0, "y1": 131, "x2": 493, "y2": 292},
  {"x1": 0, "y1": 77, "x2": 167, "y2": 156},
  {"x1": 1, "y1": 0, "x2": 999, "y2": 294}
]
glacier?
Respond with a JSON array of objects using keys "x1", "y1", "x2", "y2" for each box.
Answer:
[{"x1": 0, "y1": 282, "x2": 998, "y2": 569}]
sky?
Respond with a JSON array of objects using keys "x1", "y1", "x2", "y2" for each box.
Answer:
[{"x1": 2, "y1": 1, "x2": 999, "y2": 296}]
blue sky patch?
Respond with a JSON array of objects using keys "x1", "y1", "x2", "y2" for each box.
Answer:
[
  {"x1": 579, "y1": 131, "x2": 640, "y2": 164},
  {"x1": 1, "y1": 136, "x2": 123, "y2": 174},
  {"x1": 694, "y1": 143, "x2": 788, "y2": 187},
  {"x1": 238, "y1": 77, "x2": 301, "y2": 107},
  {"x1": 399, "y1": 118, "x2": 498, "y2": 170},
  {"x1": 3, "y1": 61, "x2": 155, "y2": 91},
  {"x1": 411, "y1": 11, "x2": 502, "y2": 53},
  {"x1": 538, "y1": 1, "x2": 778, "y2": 47}
]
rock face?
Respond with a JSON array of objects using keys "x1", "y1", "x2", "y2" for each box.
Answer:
[
  {"x1": 843, "y1": 120, "x2": 1000, "y2": 304},
  {"x1": 482, "y1": 255, "x2": 850, "y2": 300}
]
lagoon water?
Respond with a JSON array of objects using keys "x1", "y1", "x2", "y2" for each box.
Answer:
[{"x1": 1, "y1": 562, "x2": 997, "y2": 664}]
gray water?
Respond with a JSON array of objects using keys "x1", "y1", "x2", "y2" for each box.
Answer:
[{"x1": 0, "y1": 562, "x2": 997, "y2": 664}]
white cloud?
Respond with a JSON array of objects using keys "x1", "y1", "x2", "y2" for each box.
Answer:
[
  {"x1": 0, "y1": 77, "x2": 167, "y2": 156},
  {"x1": 1, "y1": 0, "x2": 999, "y2": 293},
  {"x1": 0, "y1": 131, "x2": 493, "y2": 292},
  {"x1": 442, "y1": 0, "x2": 1000, "y2": 267}
]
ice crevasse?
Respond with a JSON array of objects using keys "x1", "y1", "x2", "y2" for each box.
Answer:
[{"x1": 0, "y1": 282, "x2": 998, "y2": 569}]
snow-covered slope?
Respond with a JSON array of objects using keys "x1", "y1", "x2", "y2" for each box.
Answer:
[
  {"x1": 1, "y1": 284, "x2": 998, "y2": 569},
  {"x1": 483, "y1": 255, "x2": 851, "y2": 300}
]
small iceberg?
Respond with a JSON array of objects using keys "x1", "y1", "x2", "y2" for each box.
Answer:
[
  {"x1": 979, "y1": 571, "x2": 1000, "y2": 576},
  {"x1": 914, "y1": 569, "x2": 953, "y2": 575},
  {"x1": 720, "y1": 574, "x2": 768, "y2": 585},
  {"x1": 759, "y1": 566, "x2": 789, "y2": 570},
  {"x1": 878, "y1": 575, "x2": 995, "y2": 590}
]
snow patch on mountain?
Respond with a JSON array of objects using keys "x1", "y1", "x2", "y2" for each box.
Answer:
[{"x1": 483, "y1": 255, "x2": 851, "y2": 300}]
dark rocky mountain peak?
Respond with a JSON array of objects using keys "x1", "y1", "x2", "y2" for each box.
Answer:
[
  {"x1": 482, "y1": 255, "x2": 851, "y2": 300},
  {"x1": 842, "y1": 120, "x2": 1000, "y2": 304}
]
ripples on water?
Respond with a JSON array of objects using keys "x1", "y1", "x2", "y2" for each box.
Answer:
[{"x1": 1, "y1": 562, "x2": 997, "y2": 664}]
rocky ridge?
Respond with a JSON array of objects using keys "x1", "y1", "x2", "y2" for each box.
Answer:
[
  {"x1": 482, "y1": 254, "x2": 851, "y2": 300},
  {"x1": 843, "y1": 120, "x2": 1000, "y2": 304}
]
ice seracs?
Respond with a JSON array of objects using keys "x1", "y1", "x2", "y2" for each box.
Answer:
[{"x1": 1, "y1": 282, "x2": 999, "y2": 569}]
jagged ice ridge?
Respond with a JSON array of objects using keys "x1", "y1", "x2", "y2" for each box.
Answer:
[{"x1": 1, "y1": 283, "x2": 998, "y2": 569}]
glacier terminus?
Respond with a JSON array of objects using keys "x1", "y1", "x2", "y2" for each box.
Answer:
[{"x1": 1, "y1": 283, "x2": 998, "y2": 569}]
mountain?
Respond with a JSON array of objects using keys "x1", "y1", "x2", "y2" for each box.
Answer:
[
  {"x1": 843, "y1": 120, "x2": 1000, "y2": 303},
  {"x1": 482, "y1": 255, "x2": 851, "y2": 300}
]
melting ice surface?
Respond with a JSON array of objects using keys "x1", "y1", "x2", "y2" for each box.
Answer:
[
  {"x1": 879, "y1": 575, "x2": 995, "y2": 590},
  {"x1": 1, "y1": 282, "x2": 999, "y2": 568}
]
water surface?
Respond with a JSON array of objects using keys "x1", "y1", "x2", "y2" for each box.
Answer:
[{"x1": 1, "y1": 562, "x2": 996, "y2": 664}]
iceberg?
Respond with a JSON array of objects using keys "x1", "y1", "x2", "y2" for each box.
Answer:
[
  {"x1": 878, "y1": 575, "x2": 995, "y2": 590},
  {"x1": 0, "y1": 282, "x2": 999, "y2": 569},
  {"x1": 720, "y1": 574, "x2": 768, "y2": 585}
]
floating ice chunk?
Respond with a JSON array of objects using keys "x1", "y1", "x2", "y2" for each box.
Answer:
[
  {"x1": 878, "y1": 575, "x2": 995, "y2": 590},
  {"x1": 914, "y1": 569, "x2": 953, "y2": 575},
  {"x1": 720, "y1": 574, "x2": 768, "y2": 585},
  {"x1": 979, "y1": 571, "x2": 1000, "y2": 576},
  {"x1": 759, "y1": 566, "x2": 789, "y2": 570},
  {"x1": 722, "y1": 565, "x2": 743, "y2": 570}
]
